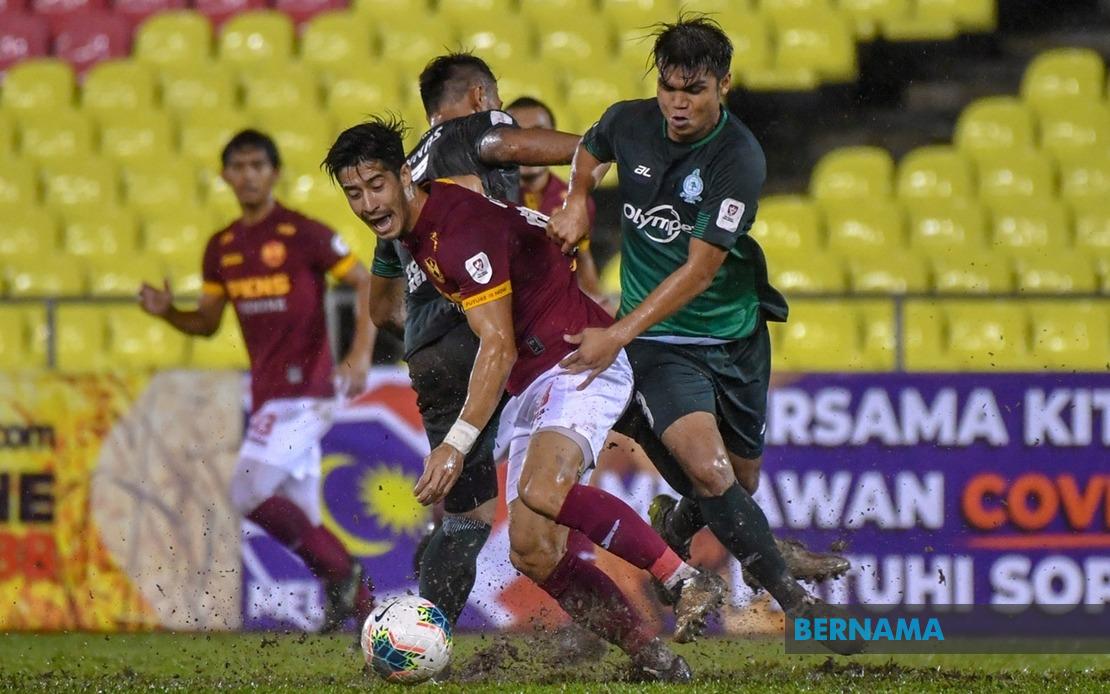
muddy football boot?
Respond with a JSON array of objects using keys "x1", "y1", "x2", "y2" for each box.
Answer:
[
  {"x1": 741, "y1": 539, "x2": 851, "y2": 589},
  {"x1": 628, "y1": 638, "x2": 693, "y2": 683},
  {"x1": 786, "y1": 594, "x2": 867, "y2": 656},
  {"x1": 672, "y1": 569, "x2": 728, "y2": 643},
  {"x1": 321, "y1": 562, "x2": 362, "y2": 633}
]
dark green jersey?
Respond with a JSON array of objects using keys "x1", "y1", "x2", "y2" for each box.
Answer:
[{"x1": 583, "y1": 99, "x2": 787, "y2": 341}]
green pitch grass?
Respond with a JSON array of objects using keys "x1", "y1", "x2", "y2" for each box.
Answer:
[{"x1": 0, "y1": 632, "x2": 1106, "y2": 692}]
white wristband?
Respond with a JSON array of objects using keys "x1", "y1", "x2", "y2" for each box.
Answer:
[{"x1": 443, "y1": 419, "x2": 480, "y2": 456}]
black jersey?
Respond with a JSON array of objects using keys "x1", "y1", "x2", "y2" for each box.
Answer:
[{"x1": 371, "y1": 110, "x2": 521, "y2": 358}]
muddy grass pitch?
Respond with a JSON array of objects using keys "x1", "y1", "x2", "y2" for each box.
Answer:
[{"x1": 1, "y1": 632, "x2": 1106, "y2": 692}]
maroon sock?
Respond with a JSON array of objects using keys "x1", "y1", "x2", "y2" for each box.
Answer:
[
  {"x1": 539, "y1": 531, "x2": 653, "y2": 655},
  {"x1": 247, "y1": 497, "x2": 352, "y2": 584},
  {"x1": 355, "y1": 579, "x2": 375, "y2": 625},
  {"x1": 555, "y1": 484, "x2": 684, "y2": 582}
]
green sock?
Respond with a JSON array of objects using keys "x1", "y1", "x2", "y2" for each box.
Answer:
[
  {"x1": 418, "y1": 515, "x2": 491, "y2": 626},
  {"x1": 698, "y1": 483, "x2": 807, "y2": 612}
]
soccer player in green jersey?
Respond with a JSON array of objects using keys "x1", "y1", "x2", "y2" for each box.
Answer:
[{"x1": 547, "y1": 16, "x2": 854, "y2": 639}]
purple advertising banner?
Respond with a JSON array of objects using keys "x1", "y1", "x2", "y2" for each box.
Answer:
[{"x1": 242, "y1": 371, "x2": 1110, "y2": 632}]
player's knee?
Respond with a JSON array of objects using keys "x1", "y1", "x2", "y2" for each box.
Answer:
[
  {"x1": 508, "y1": 525, "x2": 560, "y2": 581},
  {"x1": 516, "y1": 468, "x2": 572, "y2": 520},
  {"x1": 733, "y1": 456, "x2": 762, "y2": 494},
  {"x1": 684, "y1": 453, "x2": 736, "y2": 497}
]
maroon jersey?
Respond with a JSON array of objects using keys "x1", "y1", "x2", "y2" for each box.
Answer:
[
  {"x1": 201, "y1": 203, "x2": 355, "y2": 411},
  {"x1": 402, "y1": 182, "x2": 612, "y2": 395},
  {"x1": 522, "y1": 172, "x2": 596, "y2": 223}
]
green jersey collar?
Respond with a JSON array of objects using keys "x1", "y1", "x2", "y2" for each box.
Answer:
[{"x1": 661, "y1": 106, "x2": 729, "y2": 149}]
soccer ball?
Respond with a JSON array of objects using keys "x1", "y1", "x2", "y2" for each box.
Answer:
[{"x1": 360, "y1": 595, "x2": 452, "y2": 684}]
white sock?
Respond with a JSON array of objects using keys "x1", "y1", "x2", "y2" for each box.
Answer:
[{"x1": 662, "y1": 562, "x2": 697, "y2": 591}]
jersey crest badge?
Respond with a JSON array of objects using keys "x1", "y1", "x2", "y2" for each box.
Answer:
[
  {"x1": 465, "y1": 252, "x2": 493, "y2": 285},
  {"x1": 423, "y1": 257, "x2": 445, "y2": 283},
  {"x1": 680, "y1": 168, "x2": 703, "y2": 204},
  {"x1": 261, "y1": 240, "x2": 287, "y2": 268}
]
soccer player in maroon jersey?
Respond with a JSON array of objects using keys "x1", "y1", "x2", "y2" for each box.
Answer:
[
  {"x1": 325, "y1": 119, "x2": 734, "y2": 682},
  {"x1": 138, "y1": 130, "x2": 375, "y2": 632},
  {"x1": 505, "y1": 96, "x2": 602, "y2": 300}
]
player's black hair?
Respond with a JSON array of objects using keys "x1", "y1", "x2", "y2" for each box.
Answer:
[
  {"x1": 419, "y1": 52, "x2": 498, "y2": 115},
  {"x1": 505, "y1": 95, "x2": 556, "y2": 129},
  {"x1": 322, "y1": 116, "x2": 409, "y2": 183},
  {"x1": 221, "y1": 129, "x2": 281, "y2": 169},
  {"x1": 651, "y1": 14, "x2": 733, "y2": 82}
]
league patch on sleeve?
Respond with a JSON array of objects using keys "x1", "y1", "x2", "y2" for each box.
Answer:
[
  {"x1": 716, "y1": 198, "x2": 745, "y2": 232},
  {"x1": 465, "y1": 252, "x2": 493, "y2": 284},
  {"x1": 331, "y1": 234, "x2": 351, "y2": 256}
]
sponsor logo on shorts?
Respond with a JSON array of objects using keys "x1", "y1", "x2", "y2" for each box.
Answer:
[
  {"x1": 622, "y1": 204, "x2": 693, "y2": 244},
  {"x1": 465, "y1": 252, "x2": 493, "y2": 284},
  {"x1": 717, "y1": 198, "x2": 745, "y2": 232}
]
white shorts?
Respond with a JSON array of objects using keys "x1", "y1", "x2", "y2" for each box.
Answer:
[
  {"x1": 497, "y1": 350, "x2": 634, "y2": 506},
  {"x1": 230, "y1": 398, "x2": 334, "y2": 521}
]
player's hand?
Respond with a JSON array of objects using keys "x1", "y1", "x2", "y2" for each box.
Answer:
[
  {"x1": 547, "y1": 198, "x2": 590, "y2": 255},
  {"x1": 138, "y1": 279, "x2": 174, "y2": 317},
  {"x1": 413, "y1": 443, "x2": 465, "y2": 506},
  {"x1": 560, "y1": 327, "x2": 623, "y2": 391},
  {"x1": 334, "y1": 351, "x2": 370, "y2": 398}
]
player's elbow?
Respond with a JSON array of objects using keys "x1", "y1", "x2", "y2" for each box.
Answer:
[{"x1": 481, "y1": 331, "x2": 518, "y2": 372}]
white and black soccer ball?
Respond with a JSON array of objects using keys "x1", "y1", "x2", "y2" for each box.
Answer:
[{"x1": 360, "y1": 595, "x2": 452, "y2": 684}]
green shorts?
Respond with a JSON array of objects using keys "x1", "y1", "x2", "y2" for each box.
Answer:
[{"x1": 625, "y1": 322, "x2": 771, "y2": 460}]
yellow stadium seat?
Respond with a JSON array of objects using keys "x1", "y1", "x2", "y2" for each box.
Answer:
[
  {"x1": 932, "y1": 252, "x2": 1013, "y2": 293},
  {"x1": 954, "y1": 97, "x2": 1035, "y2": 154},
  {"x1": 160, "y1": 62, "x2": 238, "y2": 115},
  {"x1": 98, "y1": 111, "x2": 175, "y2": 164},
  {"x1": 460, "y1": 19, "x2": 535, "y2": 66},
  {"x1": 759, "y1": 0, "x2": 830, "y2": 20},
  {"x1": 437, "y1": 0, "x2": 515, "y2": 30},
  {"x1": 566, "y1": 73, "x2": 637, "y2": 130},
  {"x1": 495, "y1": 62, "x2": 565, "y2": 110},
  {"x1": 1, "y1": 59, "x2": 75, "y2": 113},
  {"x1": 352, "y1": 0, "x2": 424, "y2": 18},
  {"x1": 773, "y1": 10, "x2": 857, "y2": 82},
  {"x1": 0, "y1": 208, "x2": 56, "y2": 257},
  {"x1": 55, "y1": 306, "x2": 111, "y2": 372},
  {"x1": 61, "y1": 206, "x2": 139, "y2": 258},
  {"x1": 219, "y1": 11, "x2": 295, "y2": 66},
  {"x1": 917, "y1": 0, "x2": 995, "y2": 32},
  {"x1": 739, "y1": 65, "x2": 821, "y2": 91},
  {"x1": 300, "y1": 12, "x2": 373, "y2": 76},
  {"x1": 326, "y1": 70, "x2": 405, "y2": 125},
  {"x1": 974, "y1": 149, "x2": 1055, "y2": 203},
  {"x1": 749, "y1": 195, "x2": 821, "y2": 253},
  {"x1": 519, "y1": 0, "x2": 594, "y2": 25},
  {"x1": 122, "y1": 161, "x2": 200, "y2": 216},
  {"x1": 86, "y1": 254, "x2": 164, "y2": 297},
  {"x1": 1036, "y1": 100, "x2": 1110, "y2": 161},
  {"x1": 903, "y1": 300, "x2": 947, "y2": 370},
  {"x1": 614, "y1": 25, "x2": 663, "y2": 72},
  {"x1": 989, "y1": 199, "x2": 1069, "y2": 254},
  {"x1": 1029, "y1": 302, "x2": 1109, "y2": 370},
  {"x1": 0, "y1": 306, "x2": 45, "y2": 369},
  {"x1": 191, "y1": 319, "x2": 249, "y2": 369},
  {"x1": 198, "y1": 168, "x2": 241, "y2": 227},
  {"x1": 599, "y1": 0, "x2": 677, "y2": 26},
  {"x1": 142, "y1": 209, "x2": 213, "y2": 261},
  {"x1": 82, "y1": 61, "x2": 157, "y2": 116},
  {"x1": 336, "y1": 227, "x2": 377, "y2": 270},
  {"x1": 822, "y1": 199, "x2": 905, "y2": 256},
  {"x1": 896, "y1": 146, "x2": 974, "y2": 201},
  {"x1": 6, "y1": 255, "x2": 87, "y2": 297},
  {"x1": 849, "y1": 251, "x2": 929, "y2": 293},
  {"x1": 253, "y1": 111, "x2": 331, "y2": 175},
  {"x1": 906, "y1": 199, "x2": 986, "y2": 259},
  {"x1": 41, "y1": 159, "x2": 119, "y2": 211},
  {"x1": 1099, "y1": 258, "x2": 1110, "y2": 294},
  {"x1": 134, "y1": 11, "x2": 213, "y2": 66},
  {"x1": 944, "y1": 302, "x2": 1029, "y2": 371},
  {"x1": 107, "y1": 307, "x2": 188, "y2": 369},
  {"x1": 163, "y1": 254, "x2": 205, "y2": 296},
  {"x1": 721, "y1": 13, "x2": 772, "y2": 72},
  {"x1": 810, "y1": 146, "x2": 894, "y2": 201},
  {"x1": 856, "y1": 299, "x2": 896, "y2": 370},
  {"x1": 242, "y1": 63, "x2": 321, "y2": 115},
  {"x1": 1072, "y1": 200, "x2": 1110, "y2": 253},
  {"x1": 178, "y1": 109, "x2": 252, "y2": 169},
  {"x1": 1059, "y1": 156, "x2": 1110, "y2": 204},
  {"x1": 838, "y1": 0, "x2": 910, "y2": 39},
  {"x1": 0, "y1": 165, "x2": 39, "y2": 209},
  {"x1": 538, "y1": 19, "x2": 613, "y2": 71},
  {"x1": 1014, "y1": 250, "x2": 1097, "y2": 294},
  {"x1": 770, "y1": 253, "x2": 846, "y2": 292},
  {"x1": 881, "y1": 14, "x2": 958, "y2": 42},
  {"x1": 1020, "y1": 48, "x2": 1105, "y2": 108},
  {"x1": 18, "y1": 110, "x2": 93, "y2": 163},
  {"x1": 376, "y1": 21, "x2": 456, "y2": 71},
  {"x1": 282, "y1": 169, "x2": 337, "y2": 208},
  {"x1": 0, "y1": 113, "x2": 14, "y2": 159},
  {"x1": 777, "y1": 299, "x2": 866, "y2": 371}
]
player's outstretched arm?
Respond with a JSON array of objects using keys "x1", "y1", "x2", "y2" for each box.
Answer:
[
  {"x1": 138, "y1": 279, "x2": 226, "y2": 337},
  {"x1": 560, "y1": 239, "x2": 727, "y2": 389},
  {"x1": 413, "y1": 295, "x2": 516, "y2": 506},
  {"x1": 478, "y1": 127, "x2": 581, "y2": 168},
  {"x1": 334, "y1": 262, "x2": 377, "y2": 397},
  {"x1": 547, "y1": 143, "x2": 605, "y2": 254}
]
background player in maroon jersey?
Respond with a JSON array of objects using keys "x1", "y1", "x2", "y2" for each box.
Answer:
[
  {"x1": 137, "y1": 130, "x2": 375, "y2": 632},
  {"x1": 505, "y1": 96, "x2": 602, "y2": 300},
  {"x1": 325, "y1": 119, "x2": 736, "y2": 682}
]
